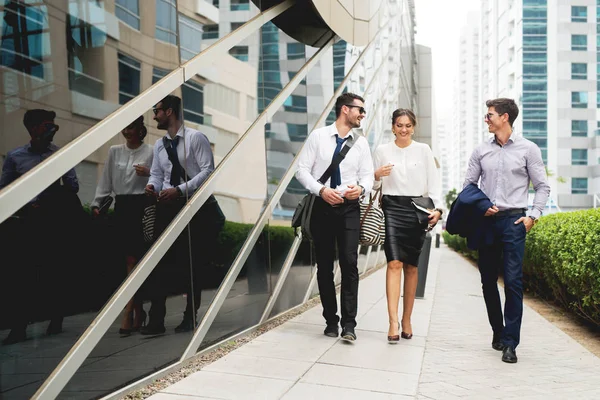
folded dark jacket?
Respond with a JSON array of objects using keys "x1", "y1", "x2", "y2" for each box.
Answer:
[{"x1": 446, "y1": 183, "x2": 494, "y2": 250}]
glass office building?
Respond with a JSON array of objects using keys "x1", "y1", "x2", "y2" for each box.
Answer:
[{"x1": 0, "y1": 1, "x2": 418, "y2": 398}]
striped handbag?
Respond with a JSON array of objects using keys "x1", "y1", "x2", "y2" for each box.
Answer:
[
  {"x1": 141, "y1": 200, "x2": 157, "y2": 243},
  {"x1": 359, "y1": 187, "x2": 385, "y2": 246}
]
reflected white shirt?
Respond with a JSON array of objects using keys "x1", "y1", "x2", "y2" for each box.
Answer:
[
  {"x1": 373, "y1": 140, "x2": 441, "y2": 208},
  {"x1": 296, "y1": 123, "x2": 374, "y2": 196},
  {"x1": 92, "y1": 143, "x2": 154, "y2": 207},
  {"x1": 147, "y1": 126, "x2": 214, "y2": 194}
]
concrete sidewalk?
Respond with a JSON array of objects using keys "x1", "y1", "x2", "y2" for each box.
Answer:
[{"x1": 148, "y1": 244, "x2": 600, "y2": 400}]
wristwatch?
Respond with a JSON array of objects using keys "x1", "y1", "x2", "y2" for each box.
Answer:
[
  {"x1": 528, "y1": 215, "x2": 538, "y2": 225},
  {"x1": 359, "y1": 185, "x2": 365, "y2": 196},
  {"x1": 319, "y1": 186, "x2": 326, "y2": 197},
  {"x1": 176, "y1": 187, "x2": 183, "y2": 197}
]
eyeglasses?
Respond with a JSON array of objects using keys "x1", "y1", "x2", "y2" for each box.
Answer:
[
  {"x1": 484, "y1": 112, "x2": 499, "y2": 121},
  {"x1": 344, "y1": 104, "x2": 367, "y2": 115},
  {"x1": 152, "y1": 107, "x2": 165, "y2": 115}
]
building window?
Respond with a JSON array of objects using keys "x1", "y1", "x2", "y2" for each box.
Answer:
[
  {"x1": 155, "y1": 0, "x2": 177, "y2": 44},
  {"x1": 67, "y1": 2, "x2": 108, "y2": 99},
  {"x1": 571, "y1": 91, "x2": 588, "y2": 108},
  {"x1": 287, "y1": 123, "x2": 308, "y2": 142},
  {"x1": 571, "y1": 178, "x2": 588, "y2": 194},
  {"x1": 0, "y1": 2, "x2": 51, "y2": 79},
  {"x1": 182, "y1": 80, "x2": 204, "y2": 124},
  {"x1": 571, "y1": 34, "x2": 587, "y2": 51},
  {"x1": 213, "y1": 0, "x2": 219, "y2": 7},
  {"x1": 231, "y1": 22, "x2": 244, "y2": 31},
  {"x1": 571, "y1": 63, "x2": 587, "y2": 79},
  {"x1": 229, "y1": 46, "x2": 248, "y2": 61},
  {"x1": 572, "y1": 149, "x2": 588, "y2": 165},
  {"x1": 287, "y1": 42, "x2": 305, "y2": 60},
  {"x1": 203, "y1": 25, "x2": 219, "y2": 39},
  {"x1": 571, "y1": 120, "x2": 587, "y2": 137},
  {"x1": 115, "y1": 0, "x2": 140, "y2": 30},
  {"x1": 179, "y1": 14, "x2": 203, "y2": 61},
  {"x1": 571, "y1": 6, "x2": 587, "y2": 22},
  {"x1": 118, "y1": 53, "x2": 141, "y2": 104},
  {"x1": 152, "y1": 66, "x2": 169, "y2": 84},
  {"x1": 230, "y1": 0, "x2": 250, "y2": 11},
  {"x1": 283, "y1": 95, "x2": 307, "y2": 112}
]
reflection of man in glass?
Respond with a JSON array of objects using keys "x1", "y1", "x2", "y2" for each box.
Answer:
[
  {"x1": 143, "y1": 95, "x2": 224, "y2": 335},
  {"x1": 0, "y1": 109, "x2": 80, "y2": 345}
]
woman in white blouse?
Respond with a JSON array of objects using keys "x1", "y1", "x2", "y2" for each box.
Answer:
[
  {"x1": 92, "y1": 116, "x2": 153, "y2": 335},
  {"x1": 373, "y1": 109, "x2": 442, "y2": 342}
]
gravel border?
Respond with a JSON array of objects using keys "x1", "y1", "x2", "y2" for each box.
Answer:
[{"x1": 121, "y1": 262, "x2": 386, "y2": 400}]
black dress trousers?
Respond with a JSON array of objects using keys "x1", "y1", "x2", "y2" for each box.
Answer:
[{"x1": 310, "y1": 197, "x2": 360, "y2": 329}]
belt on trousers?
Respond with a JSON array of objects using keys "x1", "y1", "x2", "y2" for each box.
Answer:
[
  {"x1": 329, "y1": 198, "x2": 359, "y2": 208},
  {"x1": 493, "y1": 208, "x2": 526, "y2": 218}
]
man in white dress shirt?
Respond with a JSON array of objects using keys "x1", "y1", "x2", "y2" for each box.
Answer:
[
  {"x1": 143, "y1": 95, "x2": 224, "y2": 335},
  {"x1": 296, "y1": 93, "x2": 374, "y2": 341}
]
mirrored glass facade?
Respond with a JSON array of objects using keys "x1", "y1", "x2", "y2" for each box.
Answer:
[{"x1": 0, "y1": 1, "x2": 416, "y2": 398}]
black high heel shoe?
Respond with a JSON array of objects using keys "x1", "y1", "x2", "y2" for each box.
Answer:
[
  {"x1": 387, "y1": 323, "x2": 400, "y2": 343},
  {"x1": 401, "y1": 321, "x2": 413, "y2": 339}
]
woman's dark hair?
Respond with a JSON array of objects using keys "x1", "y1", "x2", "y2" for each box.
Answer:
[
  {"x1": 391, "y1": 108, "x2": 417, "y2": 126},
  {"x1": 127, "y1": 116, "x2": 147, "y2": 141}
]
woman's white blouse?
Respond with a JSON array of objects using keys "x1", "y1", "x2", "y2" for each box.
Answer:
[
  {"x1": 91, "y1": 144, "x2": 154, "y2": 207},
  {"x1": 372, "y1": 140, "x2": 441, "y2": 209}
]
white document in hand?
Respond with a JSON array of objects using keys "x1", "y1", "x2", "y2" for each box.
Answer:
[{"x1": 411, "y1": 201, "x2": 433, "y2": 215}]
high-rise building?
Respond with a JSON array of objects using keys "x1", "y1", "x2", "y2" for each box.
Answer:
[
  {"x1": 456, "y1": 13, "x2": 482, "y2": 185},
  {"x1": 478, "y1": 0, "x2": 599, "y2": 211},
  {"x1": 0, "y1": 1, "x2": 423, "y2": 399}
]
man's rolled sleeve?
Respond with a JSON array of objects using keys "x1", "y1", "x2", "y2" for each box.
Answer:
[{"x1": 527, "y1": 144, "x2": 550, "y2": 219}]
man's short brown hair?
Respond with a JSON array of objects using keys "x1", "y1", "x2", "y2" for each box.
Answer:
[
  {"x1": 486, "y1": 98, "x2": 519, "y2": 127},
  {"x1": 335, "y1": 92, "x2": 365, "y2": 118}
]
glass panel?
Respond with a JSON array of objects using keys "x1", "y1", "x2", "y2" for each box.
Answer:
[
  {"x1": 115, "y1": 0, "x2": 140, "y2": 30},
  {"x1": 571, "y1": 178, "x2": 588, "y2": 194},
  {"x1": 268, "y1": 182, "x2": 315, "y2": 318},
  {"x1": 571, "y1": 34, "x2": 588, "y2": 51},
  {"x1": 0, "y1": 0, "x2": 180, "y2": 208},
  {"x1": 571, "y1": 6, "x2": 587, "y2": 22},
  {"x1": 571, "y1": 149, "x2": 588, "y2": 165}
]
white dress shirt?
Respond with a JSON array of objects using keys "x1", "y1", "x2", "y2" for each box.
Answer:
[
  {"x1": 373, "y1": 140, "x2": 441, "y2": 208},
  {"x1": 296, "y1": 123, "x2": 374, "y2": 196},
  {"x1": 147, "y1": 126, "x2": 214, "y2": 194},
  {"x1": 91, "y1": 143, "x2": 153, "y2": 207}
]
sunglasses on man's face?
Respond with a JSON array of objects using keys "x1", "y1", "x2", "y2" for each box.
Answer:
[
  {"x1": 344, "y1": 104, "x2": 367, "y2": 115},
  {"x1": 484, "y1": 112, "x2": 501, "y2": 121}
]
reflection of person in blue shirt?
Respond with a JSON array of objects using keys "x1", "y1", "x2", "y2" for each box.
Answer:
[
  {"x1": 0, "y1": 109, "x2": 79, "y2": 199},
  {"x1": 1, "y1": 109, "x2": 80, "y2": 346}
]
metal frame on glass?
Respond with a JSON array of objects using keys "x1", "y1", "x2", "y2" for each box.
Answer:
[{"x1": 0, "y1": 2, "x2": 406, "y2": 398}]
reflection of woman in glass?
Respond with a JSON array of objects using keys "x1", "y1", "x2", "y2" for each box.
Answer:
[
  {"x1": 373, "y1": 109, "x2": 442, "y2": 342},
  {"x1": 92, "y1": 116, "x2": 153, "y2": 335}
]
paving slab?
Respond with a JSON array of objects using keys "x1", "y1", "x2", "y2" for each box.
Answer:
[{"x1": 147, "y1": 242, "x2": 600, "y2": 400}]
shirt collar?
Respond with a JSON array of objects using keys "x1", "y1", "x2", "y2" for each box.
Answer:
[
  {"x1": 490, "y1": 132, "x2": 517, "y2": 145},
  {"x1": 165, "y1": 125, "x2": 185, "y2": 141},
  {"x1": 329, "y1": 123, "x2": 354, "y2": 140}
]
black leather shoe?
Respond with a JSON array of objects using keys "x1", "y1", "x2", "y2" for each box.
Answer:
[
  {"x1": 46, "y1": 318, "x2": 63, "y2": 336},
  {"x1": 2, "y1": 328, "x2": 27, "y2": 345},
  {"x1": 324, "y1": 325, "x2": 339, "y2": 337},
  {"x1": 492, "y1": 333, "x2": 504, "y2": 351},
  {"x1": 341, "y1": 326, "x2": 356, "y2": 341},
  {"x1": 140, "y1": 323, "x2": 166, "y2": 335},
  {"x1": 174, "y1": 319, "x2": 195, "y2": 333},
  {"x1": 502, "y1": 346, "x2": 518, "y2": 363}
]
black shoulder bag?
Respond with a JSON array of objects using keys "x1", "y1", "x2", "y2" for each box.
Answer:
[{"x1": 292, "y1": 136, "x2": 355, "y2": 241}]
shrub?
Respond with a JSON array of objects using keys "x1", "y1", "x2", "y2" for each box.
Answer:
[{"x1": 443, "y1": 209, "x2": 600, "y2": 327}]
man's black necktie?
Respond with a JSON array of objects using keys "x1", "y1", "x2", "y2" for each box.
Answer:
[
  {"x1": 165, "y1": 136, "x2": 183, "y2": 187},
  {"x1": 330, "y1": 134, "x2": 348, "y2": 188}
]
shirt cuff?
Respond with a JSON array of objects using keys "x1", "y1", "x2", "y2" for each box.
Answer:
[{"x1": 528, "y1": 209, "x2": 542, "y2": 219}]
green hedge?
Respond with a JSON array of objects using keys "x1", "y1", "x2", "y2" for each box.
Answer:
[{"x1": 443, "y1": 208, "x2": 600, "y2": 327}]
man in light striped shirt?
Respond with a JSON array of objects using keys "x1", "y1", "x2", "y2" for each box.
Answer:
[{"x1": 464, "y1": 98, "x2": 550, "y2": 364}]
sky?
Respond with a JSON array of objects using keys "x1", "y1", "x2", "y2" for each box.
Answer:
[{"x1": 414, "y1": 0, "x2": 480, "y2": 119}]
